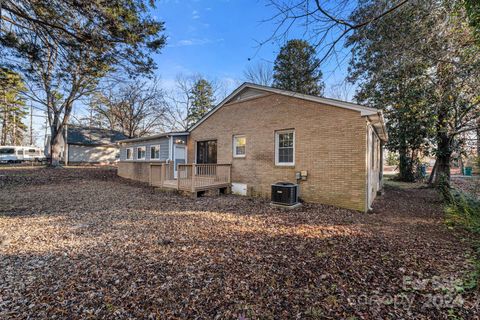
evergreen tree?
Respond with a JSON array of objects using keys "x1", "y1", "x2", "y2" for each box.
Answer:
[
  {"x1": 187, "y1": 79, "x2": 215, "y2": 127},
  {"x1": 347, "y1": 1, "x2": 480, "y2": 184},
  {"x1": 0, "y1": 68, "x2": 27, "y2": 145},
  {"x1": 466, "y1": 0, "x2": 480, "y2": 42},
  {"x1": 273, "y1": 39, "x2": 324, "y2": 95},
  {"x1": 1, "y1": 0, "x2": 166, "y2": 165}
]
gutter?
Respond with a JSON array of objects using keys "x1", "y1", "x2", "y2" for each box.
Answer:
[{"x1": 117, "y1": 131, "x2": 189, "y2": 144}]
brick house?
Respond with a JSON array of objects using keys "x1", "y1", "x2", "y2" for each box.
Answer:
[{"x1": 118, "y1": 83, "x2": 387, "y2": 212}]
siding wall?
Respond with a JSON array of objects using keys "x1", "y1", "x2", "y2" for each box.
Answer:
[
  {"x1": 68, "y1": 145, "x2": 119, "y2": 163},
  {"x1": 117, "y1": 162, "x2": 152, "y2": 183},
  {"x1": 119, "y1": 137, "x2": 170, "y2": 161},
  {"x1": 188, "y1": 93, "x2": 369, "y2": 212},
  {"x1": 117, "y1": 135, "x2": 188, "y2": 183}
]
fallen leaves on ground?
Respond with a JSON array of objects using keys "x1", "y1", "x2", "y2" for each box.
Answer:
[
  {"x1": 451, "y1": 176, "x2": 480, "y2": 199},
  {"x1": 0, "y1": 167, "x2": 479, "y2": 319}
]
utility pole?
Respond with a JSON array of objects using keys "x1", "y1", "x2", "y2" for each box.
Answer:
[
  {"x1": 1, "y1": 88, "x2": 7, "y2": 145},
  {"x1": 13, "y1": 111, "x2": 16, "y2": 145},
  {"x1": 30, "y1": 103, "x2": 33, "y2": 146}
]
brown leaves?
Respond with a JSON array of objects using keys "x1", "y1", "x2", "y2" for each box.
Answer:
[{"x1": 0, "y1": 167, "x2": 479, "y2": 319}]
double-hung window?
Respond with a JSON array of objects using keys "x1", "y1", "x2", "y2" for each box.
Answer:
[
  {"x1": 275, "y1": 129, "x2": 295, "y2": 166},
  {"x1": 126, "y1": 148, "x2": 133, "y2": 160},
  {"x1": 150, "y1": 145, "x2": 160, "y2": 160},
  {"x1": 137, "y1": 146, "x2": 146, "y2": 160},
  {"x1": 233, "y1": 135, "x2": 246, "y2": 158}
]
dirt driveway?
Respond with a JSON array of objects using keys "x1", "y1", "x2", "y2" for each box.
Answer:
[{"x1": 0, "y1": 167, "x2": 478, "y2": 319}]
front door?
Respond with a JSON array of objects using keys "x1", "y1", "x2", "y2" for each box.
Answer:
[
  {"x1": 196, "y1": 140, "x2": 217, "y2": 164},
  {"x1": 174, "y1": 145, "x2": 186, "y2": 179}
]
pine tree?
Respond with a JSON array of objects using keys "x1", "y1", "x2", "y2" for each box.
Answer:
[
  {"x1": 0, "y1": 68, "x2": 27, "y2": 145},
  {"x1": 187, "y1": 79, "x2": 215, "y2": 127},
  {"x1": 273, "y1": 39, "x2": 324, "y2": 95}
]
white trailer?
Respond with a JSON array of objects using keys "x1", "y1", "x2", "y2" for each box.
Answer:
[{"x1": 0, "y1": 146, "x2": 46, "y2": 163}]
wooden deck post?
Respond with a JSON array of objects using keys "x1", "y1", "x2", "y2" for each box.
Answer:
[
  {"x1": 177, "y1": 164, "x2": 181, "y2": 190},
  {"x1": 160, "y1": 164, "x2": 166, "y2": 187},
  {"x1": 191, "y1": 164, "x2": 196, "y2": 192},
  {"x1": 148, "y1": 164, "x2": 152, "y2": 186}
]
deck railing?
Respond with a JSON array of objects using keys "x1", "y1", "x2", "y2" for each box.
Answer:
[
  {"x1": 150, "y1": 163, "x2": 231, "y2": 192},
  {"x1": 177, "y1": 164, "x2": 231, "y2": 192},
  {"x1": 150, "y1": 162, "x2": 174, "y2": 187}
]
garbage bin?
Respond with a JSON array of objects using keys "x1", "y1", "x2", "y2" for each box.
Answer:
[
  {"x1": 465, "y1": 167, "x2": 473, "y2": 176},
  {"x1": 420, "y1": 164, "x2": 427, "y2": 178}
]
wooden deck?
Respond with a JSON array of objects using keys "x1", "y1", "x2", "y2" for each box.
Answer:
[{"x1": 150, "y1": 163, "x2": 231, "y2": 193}]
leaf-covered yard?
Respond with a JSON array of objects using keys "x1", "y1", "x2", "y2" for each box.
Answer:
[{"x1": 0, "y1": 167, "x2": 479, "y2": 319}]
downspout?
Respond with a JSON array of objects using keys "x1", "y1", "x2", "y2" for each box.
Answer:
[
  {"x1": 365, "y1": 119, "x2": 371, "y2": 213},
  {"x1": 380, "y1": 141, "x2": 384, "y2": 191}
]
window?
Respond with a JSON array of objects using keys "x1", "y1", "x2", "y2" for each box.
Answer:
[
  {"x1": 150, "y1": 145, "x2": 160, "y2": 160},
  {"x1": 0, "y1": 148, "x2": 15, "y2": 154},
  {"x1": 17, "y1": 149, "x2": 23, "y2": 155},
  {"x1": 137, "y1": 146, "x2": 146, "y2": 160},
  {"x1": 126, "y1": 148, "x2": 133, "y2": 160},
  {"x1": 233, "y1": 135, "x2": 246, "y2": 158},
  {"x1": 275, "y1": 130, "x2": 295, "y2": 166},
  {"x1": 196, "y1": 140, "x2": 217, "y2": 164}
]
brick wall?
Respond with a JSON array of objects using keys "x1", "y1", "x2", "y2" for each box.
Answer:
[{"x1": 188, "y1": 93, "x2": 368, "y2": 211}]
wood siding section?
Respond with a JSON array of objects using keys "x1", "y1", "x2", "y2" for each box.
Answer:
[
  {"x1": 68, "y1": 145, "x2": 119, "y2": 163},
  {"x1": 119, "y1": 137, "x2": 170, "y2": 161}
]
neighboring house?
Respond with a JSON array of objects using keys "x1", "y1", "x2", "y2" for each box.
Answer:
[
  {"x1": 118, "y1": 83, "x2": 387, "y2": 212},
  {"x1": 45, "y1": 126, "x2": 127, "y2": 164},
  {"x1": 117, "y1": 132, "x2": 189, "y2": 182}
]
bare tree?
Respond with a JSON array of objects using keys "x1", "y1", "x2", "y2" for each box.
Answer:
[
  {"x1": 264, "y1": 0, "x2": 411, "y2": 65},
  {"x1": 243, "y1": 61, "x2": 273, "y2": 86},
  {"x1": 92, "y1": 79, "x2": 168, "y2": 138},
  {"x1": 23, "y1": 44, "x2": 101, "y2": 165}
]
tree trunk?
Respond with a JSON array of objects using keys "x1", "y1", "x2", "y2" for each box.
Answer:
[
  {"x1": 49, "y1": 124, "x2": 63, "y2": 167},
  {"x1": 432, "y1": 132, "x2": 451, "y2": 185},
  {"x1": 477, "y1": 117, "x2": 480, "y2": 158},
  {"x1": 428, "y1": 160, "x2": 437, "y2": 185},
  {"x1": 398, "y1": 146, "x2": 415, "y2": 182}
]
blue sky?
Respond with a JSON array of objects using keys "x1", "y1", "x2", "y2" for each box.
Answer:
[
  {"x1": 33, "y1": 0, "x2": 356, "y2": 147},
  {"x1": 151, "y1": 0, "x2": 354, "y2": 97}
]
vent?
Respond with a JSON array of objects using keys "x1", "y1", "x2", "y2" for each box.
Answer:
[{"x1": 271, "y1": 182, "x2": 299, "y2": 206}]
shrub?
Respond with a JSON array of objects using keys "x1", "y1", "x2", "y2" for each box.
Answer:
[
  {"x1": 386, "y1": 152, "x2": 399, "y2": 166},
  {"x1": 444, "y1": 188, "x2": 480, "y2": 234}
]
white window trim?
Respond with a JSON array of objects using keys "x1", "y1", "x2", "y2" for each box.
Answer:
[
  {"x1": 150, "y1": 145, "x2": 161, "y2": 160},
  {"x1": 126, "y1": 147, "x2": 133, "y2": 160},
  {"x1": 275, "y1": 129, "x2": 295, "y2": 166},
  {"x1": 137, "y1": 146, "x2": 146, "y2": 160},
  {"x1": 233, "y1": 135, "x2": 246, "y2": 158}
]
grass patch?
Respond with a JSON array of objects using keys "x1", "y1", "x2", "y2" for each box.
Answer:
[
  {"x1": 383, "y1": 175, "x2": 427, "y2": 189},
  {"x1": 444, "y1": 188, "x2": 480, "y2": 291},
  {"x1": 445, "y1": 190, "x2": 480, "y2": 234}
]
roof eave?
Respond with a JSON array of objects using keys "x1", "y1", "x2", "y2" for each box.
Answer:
[
  {"x1": 364, "y1": 112, "x2": 388, "y2": 142},
  {"x1": 117, "y1": 131, "x2": 189, "y2": 144},
  {"x1": 188, "y1": 82, "x2": 384, "y2": 132}
]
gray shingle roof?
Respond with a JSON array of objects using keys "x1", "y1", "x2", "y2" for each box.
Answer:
[{"x1": 67, "y1": 126, "x2": 127, "y2": 146}]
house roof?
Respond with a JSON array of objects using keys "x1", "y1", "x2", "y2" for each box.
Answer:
[
  {"x1": 188, "y1": 82, "x2": 388, "y2": 141},
  {"x1": 66, "y1": 126, "x2": 128, "y2": 146},
  {"x1": 117, "y1": 131, "x2": 189, "y2": 144}
]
